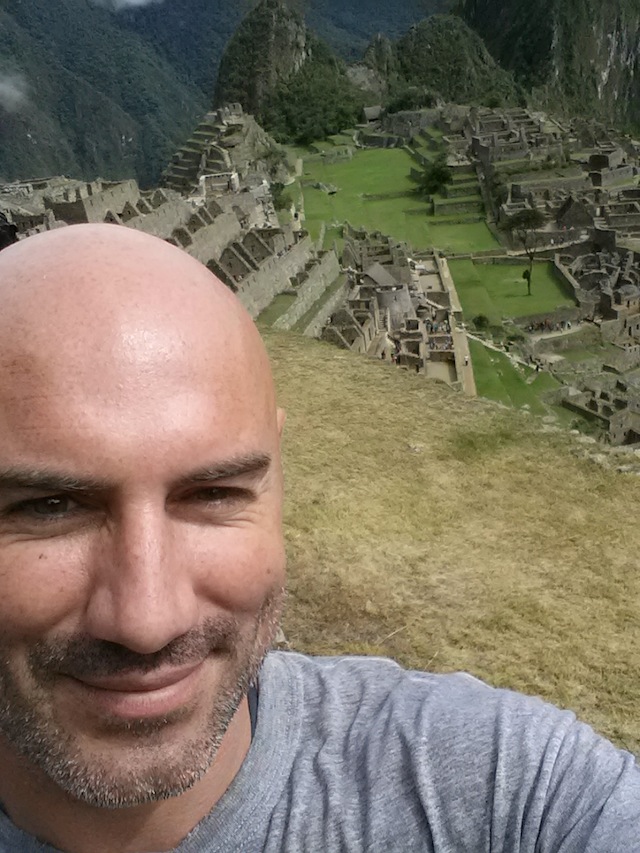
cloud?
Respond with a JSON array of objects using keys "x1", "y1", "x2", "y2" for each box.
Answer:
[
  {"x1": 91, "y1": 0, "x2": 165, "y2": 9},
  {"x1": 0, "y1": 75, "x2": 28, "y2": 113}
]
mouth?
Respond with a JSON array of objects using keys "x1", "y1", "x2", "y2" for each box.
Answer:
[{"x1": 64, "y1": 661, "x2": 206, "y2": 721}]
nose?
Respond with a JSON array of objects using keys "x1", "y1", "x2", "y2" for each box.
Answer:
[{"x1": 84, "y1": 503, "x2": 200, "y2": 654}]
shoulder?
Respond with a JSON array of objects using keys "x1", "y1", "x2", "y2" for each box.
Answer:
[
  {"x1": 261, "y1": 649, "x2": 560, "y2": 735},
  {"x1": 260, "y1": 650, "x2": 579, "y2": 785},
  {"x1": 258, "y1": 653, "x2": 640, "y2": 850}
]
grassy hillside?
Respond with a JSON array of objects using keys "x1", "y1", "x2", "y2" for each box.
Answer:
[{"x1": 267, "y1": 329, "x2": 640, "y2": 754}]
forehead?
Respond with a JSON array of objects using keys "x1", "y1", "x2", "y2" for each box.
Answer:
[
  {"x1": 0, "y1": 228, "x2": 277, "y2": 478},
  {"x1": 0, "y1": 325, "x2": 274, "y2": 484}
]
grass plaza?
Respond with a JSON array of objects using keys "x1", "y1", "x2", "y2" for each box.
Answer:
[{"x1": 295, "y1": 147, "x2": 500, "y2": 254}]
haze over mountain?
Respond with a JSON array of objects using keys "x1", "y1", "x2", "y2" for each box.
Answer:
[{"x1": 0, "y1": 0, "x2": 442, "y2": 183}]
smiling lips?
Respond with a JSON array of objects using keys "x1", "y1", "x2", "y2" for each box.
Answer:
[{"x1": 67, "y1": 661, "x2": 206, "y2": 720}]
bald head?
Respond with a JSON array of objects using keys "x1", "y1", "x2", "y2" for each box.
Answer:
[
  {"x1": 0, "y1": 224, "x2": 267, "y2": 372},
  {"x1": 0, "y1": 223, "x2": 277, "y2": 423}
]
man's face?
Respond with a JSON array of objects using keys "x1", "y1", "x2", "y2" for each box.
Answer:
[{"x1": 0, "y1": 322, "x2": 286, "y2": 808}]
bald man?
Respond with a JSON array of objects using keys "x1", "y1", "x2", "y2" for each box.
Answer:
[{"x1": 0, "y1": 224, "x2": 636, "y2": 853}]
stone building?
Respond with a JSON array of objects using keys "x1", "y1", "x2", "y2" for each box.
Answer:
[{"x1": 322, "y1": 227, "x2": 469, "y2": 390}]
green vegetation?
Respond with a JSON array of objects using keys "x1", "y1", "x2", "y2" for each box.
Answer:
[
  {"x1": 0, "y1": 0, "x2": 206, "y2": 185},
  {"x1": 298, "y1": 148, "x2": 499, "y2": 252},
  {"x1": 214, "y1": 0, "x2": 364, "y2": 146},
  {"x1": 500, "y1": 209, "x2": 547, "y2": 295},
  {"x1": 257, "y1": 293, "x2": 297, "y2": 327},
  {"x1": 416, "y1": 154, "x2": 453, "y2": 197},
  {"x1": 469, "y1": 339, "x2": 568, "y2": 420},
  {"x1": 394, "y1": 15, "x2": 522, "y2": 108},
  {"x1": 271, "y1": 182, "x2": 293, "y2": 211},
  {"x1": 262, "y1": 40, "x2": 365, "y2": 145},
  {"x1": 267, "y1": 328, "x2": 640, "y2": 753},
  {"x1": 449, "y1": 259, "x2": 575, "y2": 324},
  {"x1": 458, "y1": 0, "x2": 640, "y2": 125}
]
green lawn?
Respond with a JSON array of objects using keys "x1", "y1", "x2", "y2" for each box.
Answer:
[
  {"x1": 257, "y1": 293, "x2": 296, "y2": 327},
  {"x1": 449, "y1": 259, "x2": 576, "y2": 324},
  {"x1": 297, "y1": 148, "x2": 499, "y2": 253},
  {"x1": 469, "y1": 339, "x2": 570, "y2": 422}
]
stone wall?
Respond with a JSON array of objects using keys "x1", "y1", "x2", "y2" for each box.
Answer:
[
  {"x1": 126, "y1": 200, "x2": 192, "y2": 239},
  {"x1": 597, "y1": 165, "x2": 636, "y2": 187},
  {"x1": 532, "y1": 323, "x2": 602, "y2": 352},
  {"x1": 189, "y1": 213, "x2": 246, "y2": 264},
  {"x1": 273, "y1": 251, "x2": 340, "y2": 330},
  {"x1": 236, "y1": 234, "x2": 314, "y2": 317},
  {"x1": 301, "y1": 278, "x2": 350, "y2": 338},
  {"x1": 84, "y1": 182, "x2": 140, "y2": 222}
]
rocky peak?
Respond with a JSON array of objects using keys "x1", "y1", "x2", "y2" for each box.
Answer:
[{"x1": 213, "y1": 0, "x2": 311, "y2": 115}]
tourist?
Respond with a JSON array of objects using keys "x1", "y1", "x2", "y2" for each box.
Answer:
[{"x1": 0, "y1": 225, "x2": 636, "y2": 853}]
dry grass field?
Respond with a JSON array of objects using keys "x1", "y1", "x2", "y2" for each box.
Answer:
[{"x1": 265, "y1": 329, "x2": 640, "y2": 755}]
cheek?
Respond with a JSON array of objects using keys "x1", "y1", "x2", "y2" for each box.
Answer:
[
  {"x1": 186, "y1": 523, "x2": 286, "y2": 614},
  {"x1": 0, "y1": 540, "x2": 91, "y2": 637}
]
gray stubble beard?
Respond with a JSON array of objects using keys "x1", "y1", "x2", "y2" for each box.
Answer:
[{"x1": 0, "y1": 585, "x2": 284, "y2": 809}]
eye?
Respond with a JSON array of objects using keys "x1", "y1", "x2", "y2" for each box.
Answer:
[
  {"x1": 192, "y1": 487, "x2": 247, "y2": 504},
  {"x1": 171, "y1": 485, "x2": 255, "y2": 523},
  {"x1": 11, "y1": 495, "x2": 76, "y2": 518},
  {"x1": 0, "y1": 493, "x2": 92, "y2": 538}
]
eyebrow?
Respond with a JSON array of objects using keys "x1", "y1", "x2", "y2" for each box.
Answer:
[
  {"x1": 0, "y1": 452, "x2": 272, "y2": 495},
  {"x1": 176, "y1": 452, "x2": 272, "y2": 487},
  {"x1": 0, "y1": 468, "x2": 107, "y2": 494}
]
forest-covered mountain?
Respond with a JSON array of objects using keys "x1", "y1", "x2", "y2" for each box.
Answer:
[
  {"x1": 213, "y1": 0, "x2": 365, "y2": 144},
  {"x1": 0, "y1": 0, "x2": 442, "y2": 183},
  {"x1": 369, "y1": 15, "x2": 521, "y2": 110},
  {"x1": 458, "y1": 0, "x2": 640, "y2": 125},
  {"x1": 213, "y1": 3, "x2": 520, "y2": 145},
  {"x1": 0, "y1": 0, "x2": 206, "y2": 186}
]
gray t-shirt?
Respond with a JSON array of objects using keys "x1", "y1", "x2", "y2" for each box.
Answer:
[{"x1": 2, "y1": 651, "x2": 639, "y2": 852}]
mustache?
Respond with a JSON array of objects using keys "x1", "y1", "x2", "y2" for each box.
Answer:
[{"x1": 27, "y1": 616, "x2": 239, "y2": 682}]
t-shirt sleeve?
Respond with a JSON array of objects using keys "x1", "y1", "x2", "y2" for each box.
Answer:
[
  {"x1": 533, "y1": 712, "x2": 640, "y2": 852},
  {"x1": 410, "y1": 673, "x2": 640, "y2": 852}
]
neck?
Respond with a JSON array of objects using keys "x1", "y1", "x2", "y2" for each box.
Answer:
[{"x1": 0, "y1": 699, "x2": 251, "y2": 853}]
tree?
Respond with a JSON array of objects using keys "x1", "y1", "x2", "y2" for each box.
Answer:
[
  {"x1": 416, "y1": 154, "x2": 453, "y2": 197},
  {"x1": 500, "y1": 208, "x2": 546, "y2": 295}
]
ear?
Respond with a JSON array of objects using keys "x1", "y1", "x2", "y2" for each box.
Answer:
[{"x1": 276, "y1": 407, "x2": 286, "y2": 438}]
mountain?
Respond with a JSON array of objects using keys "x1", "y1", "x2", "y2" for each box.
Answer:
[
  {"x1": 213, "y1": 0, "x2": 310, "y2": 117},
  {"x1": 457, "y1": 0, "x2": 640, "y2": 125},
  {"x1": 0, "y1": 0, "x2": 205, "y2": 186},
  {"x1": 214, "y1": 0, "x2": 364, "y2": 145},
  {"x1": 0, "y1": 0, "x2": 445, "y2": 183},
  {"x1": 389, "y1": 15, "x2": 521, "y2": 108},
  {"x1": 121, "y1": 0, "x2": 448, "y2": 84}
]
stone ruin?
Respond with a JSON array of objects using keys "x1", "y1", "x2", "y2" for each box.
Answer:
[
  {"x1": 321, "y1": 225, "x2": 473, "y2": 394},
  {"x1": 0, "y1": 107, "x2": 325, "y2": 322},
  {"x1": 0, "y1": 212, "x2": 17, "y2": 251},
  {"x1": 162, "y1": 104, "x2": 288, "y2": 197}
]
